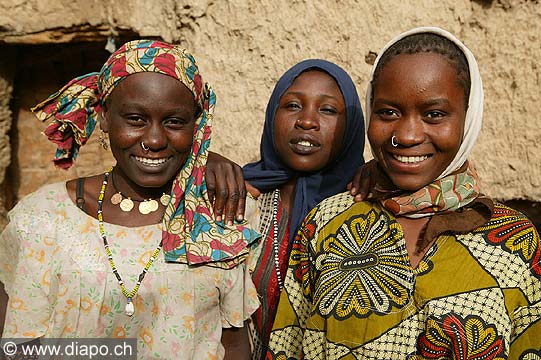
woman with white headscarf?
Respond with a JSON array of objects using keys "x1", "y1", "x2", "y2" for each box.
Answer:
[{"x1": 267, "y1": 27, "x2": 541, "y2": 359}]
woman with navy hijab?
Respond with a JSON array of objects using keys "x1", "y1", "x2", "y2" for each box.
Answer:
[{"x1": 243, "y1": 59, "x2": 365, "y2": 359}]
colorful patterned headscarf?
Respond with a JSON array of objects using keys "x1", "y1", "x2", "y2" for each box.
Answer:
[{"x1": 32, "y1": 39, "x2": 260, "y2": 268}]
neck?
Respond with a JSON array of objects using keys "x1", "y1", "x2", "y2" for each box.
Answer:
[
  {"x1": 112, "y1": 167, "x2": 173, "y2": 200},
  {"x1": 278, "y1": 178, "x2": 297, "y2": 213}
]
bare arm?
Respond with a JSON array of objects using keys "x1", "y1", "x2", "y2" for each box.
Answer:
[
  {"x1": 221, "y1": 322, "x2": 251, "y2": 360},
  {"x1": 206, "y1": 151, "x2": 247, "y2": 225}
]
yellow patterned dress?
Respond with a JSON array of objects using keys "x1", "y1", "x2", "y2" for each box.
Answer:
[
  {"x1": 268, "y1": 192, "x2": 541, "y2": 359},
  {"x1": 0, "y1": 182, "x2": 259, "y2": 359}
]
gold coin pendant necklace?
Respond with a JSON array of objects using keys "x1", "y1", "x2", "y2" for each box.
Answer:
[{"x1": 110, "y1": 169, "x2": 171, "y2": 214}]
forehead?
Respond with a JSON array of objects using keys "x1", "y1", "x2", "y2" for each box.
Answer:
[
  {"x1": 107, "y1": 72, "x2": 194, "y2": 104},
  {"x1": 373, "y1": 52, "x2": 464, "y2": 103},
  {"x1": 288, "y1": 70, "x2": 340, "y2": 92}
]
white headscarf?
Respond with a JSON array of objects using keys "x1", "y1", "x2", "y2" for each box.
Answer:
[{"x1": 365, "y1": 26, "x2": 484, "y2": 179}]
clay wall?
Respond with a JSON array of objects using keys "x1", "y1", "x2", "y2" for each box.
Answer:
[{"x1": 1, "y1": 0, "x2": 540, "y2": 228}]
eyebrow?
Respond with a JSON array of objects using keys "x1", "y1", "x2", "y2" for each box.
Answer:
[
  {"x1": 424, "y1": 98, "x2": 451, "y2": 106},
  {"x1": 373, "y1": 98, "x2": 451, "y2": 107},
  {"x1": 283, "y1": 91, "x2": 340, "y2": 101},
  {"x1": 119, "y1": 102, "x2": 193, "y2": 115}
]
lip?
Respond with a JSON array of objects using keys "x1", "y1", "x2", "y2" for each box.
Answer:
[
  {"x1": 289, "y1": 135, "x2": 321, "y2": 155},
  {"x1": 385, "y1": 151, "x2": 432, "y2": 172},
  {"x1": 392, "y1": 154, "x2": 430, "y2": 164},
  {"x1": 131, "y1": 155, "x2": 173, "y2": 171}
]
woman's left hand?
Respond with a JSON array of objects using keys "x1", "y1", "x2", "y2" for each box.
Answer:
[
  {"x1": 347, "y1": 159, "x2": 378, "y2": 202},
  {"x1": 206, "y1": 151, "x2": 246, "y2": 225}
]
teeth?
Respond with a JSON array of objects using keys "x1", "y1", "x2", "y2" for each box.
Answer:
[
  {"x1": 393, "y1": 155, "x2": 429, "y2": 163},
  {"x1": 297, "y1": 140, "x2": 315, "y2": 147},
  {"x1": 135, "y1": 156, "x2": 168, "y2": 166}
]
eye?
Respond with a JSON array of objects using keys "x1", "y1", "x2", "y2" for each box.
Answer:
[
  {"x1": 126, "y1": 115, "x2": 146, "y2": 125},
  {"x1": 320, "y1": 106, "x2": 338, "y2": 115},
  {"x1": 283, "y1": 102, "x2": 301, "y2": 110},
  {"x1": 374, "y1": 108, "x2": 399, "y2": 120},
  {"x1": 424, "y1": 110, "x2": 446, "y2": 122},
  {"x1": 164, "y1": 117, "x2": 190, "y2": 129}
]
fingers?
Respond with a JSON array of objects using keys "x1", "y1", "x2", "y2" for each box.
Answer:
[
  {"x1": 212, "y1": 169, "x2": 229, "y2": 223},
  {"x1": 355, "y1": 166, "x2": 373, "y2": 201},
  {"x1": 349, "y1": 165, "x2": 364, "y2": 196},
  {"x1": 233, "y1": 166, "x2": 247, "y2": 223},
  {"x1": 351, "y1": 159, "x2": 377, "y2": 202},
  {"x1": 204, "y1": 151, "x2": 250, "y2": 225},
  {"x1": 206, "y1": 170, "x2": 217, "y2": 210},
  {"x1": 223, "y1": 168, "x2": 241, "y2": 226}
]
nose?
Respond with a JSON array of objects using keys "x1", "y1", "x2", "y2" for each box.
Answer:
[
  {"x1": 142, "y1": 122, "x2": 167, "y2": 151},
  {"x1": 393, "y1": 113, "x2": 424, "y2": 147},
  {"x1": 295, "y1": 106, "x2": 320, "y2": 130}
]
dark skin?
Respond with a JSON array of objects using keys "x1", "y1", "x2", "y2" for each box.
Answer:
[
  {"x1": 368, "y1": 53, "x2": 467, "y2": 268},
  {"x1": 222, "y1": 322, "x2": 251, "y2": 360},
  {"x1": 0, "y1": 68, "x2": 375, "y2": 342},
  {"x1": 0, "y1": 164, "x2": 373, "y2": 339},
  {"x1": 0, "y1": 73, "x2": 250, "y2": 353},
  {"x1": 206, "y1": 152, "x2": 247, "y2": 225}
]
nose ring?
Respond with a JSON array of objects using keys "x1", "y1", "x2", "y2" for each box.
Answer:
[
  {"x1": 141, "y1": 142, "x2": 149, "y2": 151},
  {"x1": 391, "y1": 135, "x2": 398, "y2": 148}
]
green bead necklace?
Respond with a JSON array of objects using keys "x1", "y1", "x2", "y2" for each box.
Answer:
[{"x1": 98, "y1": 167, "x2": 163, "y2": 316}]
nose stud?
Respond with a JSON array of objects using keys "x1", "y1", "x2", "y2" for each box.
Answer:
[
  {"x1": 391, "y1": 135, "x2": 399, "y2": 148},
  {"x1": 141, "y1": 142, "x2": 150, "y2": 151}
]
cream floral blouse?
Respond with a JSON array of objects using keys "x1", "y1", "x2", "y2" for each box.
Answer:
[{"x1": 0, "y1": 182, "x2": 259, "y2": 359}]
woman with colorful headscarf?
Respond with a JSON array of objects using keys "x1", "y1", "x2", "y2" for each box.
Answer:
[
  {"x1": 242, "y1": 59, "x2": 366, "y2": 359},
  {"x1": 268, "y1": 27, "x2": 541, "y2": 359},
  {"x1": 0, "y1": 40, "x2": 260, "y2": 359}
]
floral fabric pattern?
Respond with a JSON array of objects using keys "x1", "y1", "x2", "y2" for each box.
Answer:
[
  {"x1": 473, "y1": 203, "x2": 541, "y2": 278},
  {"x1": 268, "y1": 192, "x2": 541, "y2": 359},
  {"x1": 0, "y1": 183, "x2": 259, "y2": 359},
  {"x1": 312, "y1": 209, "x2": 413, "y2": 319},
  {"x1": 380, "y1": 162, "x2": 482, "y2": 216},
  {"x1": 31, "y1": 39, "x2": 261, "y2": 268},
  {"x1": 408, "y1": 314, "x2": 505, "y2": 359}
]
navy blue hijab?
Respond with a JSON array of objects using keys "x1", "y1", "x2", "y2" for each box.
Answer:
[{"x1": 243, "y1": 59, "x2": 365, "y2": 242}]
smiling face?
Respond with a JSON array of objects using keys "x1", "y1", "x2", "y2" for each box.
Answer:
[
  {"x1": 101, "y1": 72, "x2": 196, "y2": 194},
  {"x1": 273, "y1": 70, "x2": 347, "y2": 173},
  {"x1": 368, "y1": 52, "x2": 467, "y2": 191}
]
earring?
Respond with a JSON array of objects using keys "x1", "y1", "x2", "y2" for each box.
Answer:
[
  {"x1": 141, "y1": 142, "x2": 149, "y2": 152},
  {"x1": 99, "y1": 130, "x2": 108, "y2": 150},
  {"x1": 391, "y1": 135, "x2": 398, "y2": 148}
]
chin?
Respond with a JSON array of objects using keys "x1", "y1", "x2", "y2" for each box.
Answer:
[{"x1": 388, "y1": 175, "x2": 433, "y2": 192}]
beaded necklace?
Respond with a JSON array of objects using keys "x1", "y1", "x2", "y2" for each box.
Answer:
[
  {"x1": 271, "y1": 189, "x2": 283, "y2": 291},
  {"x1": 98, "y1": 167, "x2": 163, "y2": 316}
]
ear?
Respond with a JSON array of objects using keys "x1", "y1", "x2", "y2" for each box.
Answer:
[{"x1": 100, "y1": 102, "x2": 110, "y2": 133}]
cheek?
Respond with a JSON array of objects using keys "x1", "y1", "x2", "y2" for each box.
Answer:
[
  {"x1": 171, "y1": 131, "x2": 196, "y2": 152},
  {"x1": 328, "y1": 123, "x2": 345, "y2": 152},
  {"x1": 438, "y1": 123, "x2": 464, "y2": 153},
  {"x1": 273, "y1": 115, "x2": 289, "y2": 137},
  {"x1": 109, "y1": 133, "x2": 135, "y2": 148},
  {"x1": 367, "y1": 121, "x2": 387, "y2": 148}
]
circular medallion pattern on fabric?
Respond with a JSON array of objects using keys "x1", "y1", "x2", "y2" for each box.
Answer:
[{"x1": 313, "y1": 209, "x2": 414, "y2": 319}]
